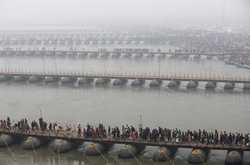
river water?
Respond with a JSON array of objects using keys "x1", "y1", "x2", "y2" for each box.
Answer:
[{"x1": 0, "y1": 56, "x2": 250, "y2": 165}]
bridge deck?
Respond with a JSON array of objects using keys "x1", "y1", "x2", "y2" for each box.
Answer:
[
  {"x1": 1, "y1": 72, "x2": 250, "y2": 83},
  {"x1": 0, "y1": 50, "x2": 249, "y2": 56},
  {"x1": 0, "y1": 129, "x2": 250, "y2": 151}
]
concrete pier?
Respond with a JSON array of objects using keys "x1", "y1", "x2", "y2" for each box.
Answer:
[
  {"x1": 50, "y1": 139, "x2": 73, "y2": 153},
  {"x1": 142, "y1": 148, "x2": 155, "y2": 159},
  {"x1": 83, "y1": 142, "x2": 105, "y2": 156},
  {"x1": 193, "y1": 55, "x2": 201, "y2": 60},
  {"x1": 146, "y1": 53, "x2": 154, "y2": 58},
  {"x1": 133, "y1": 53, "x2": 143, "y2": 59},
  {"x1": 224, "y1": 82, "x2": 235, "y2": 90},
  {"x1": 131, "y1": 79, "x2": 145, "y2": 87},
  {"x1": 77, "y1": 77, "x2": 93, "y2": 85},
  {"x1": 95, "y1": 78, "x2": 110, "y2": 86},
  {"x1": 180, "y1": 55, "x2": 189, "y2": 60},
  {"x1": 152, "y1": 147, "x2": 170, "y2": 161},
  {"x1": 113, "y1": 79, "x2": 128, "y2": 86},
  {"x1": 149, "y1": 80, "x2": 162, "y2": 88},
  {"x1": 100, "y1": 53, "x2": 109, "y2": 59},
  {"x1": 169, "y1": 55, "x2": 176, "y2": 59},
  {"x1": 186, "y1": 81, "x2": 198, "y2": 89},
  {"x1": 122, "y1": 53, "x2": 132, "y2": 59},
  {"x1": 0, "y1": 134, "x2": 14, "y2": 147},
  {"x1": 78, "y1": 52, "x2": 88, "y2": 58},
  {"x1": 89, "y1": 52, "x2": 98, "y2": 58},
  {"x1": 44, "y1": 76, "x2": 59, "y2": 83},
  {"x1": 205, "y1": 81, "x2": 217, "y2": 90},
  {"x1": 188, "y1": 148, "x2": 209, "y2": 164},
  {"x1": 118, "y1": 144, "x2": 137, "y2": 159},
  {"x1": 22, "y1": 136, "x2": 42, "y2": 150},
  {"x1": 243, "y1": 83, "x2": 250, "y2": 90},
  {"x1": 111, "y1": 53, "x2": 121, "y2": 59},
  {"x1": 13, "y1": 75, "x2": 27, "y2": 82},
  {"x1": 60, "y1": 77, "x2": 75, "y2": 84},
  {"x1": 157, "y1": 54, "x2": 166, "y2": 59},
  {"x1": 0, "y1": 75, "x2": 11, "y2": 81},
  {"x1": 167, "y1": 81, "x2": 180, "y2": 88},
  {"x1": 29, "y1": 75, "x2": 42, "y2": 83},
  {"x1": 225, "y1": 151, "x2": 243, "y2": 165},
  {"x1": 118, "y1": 144, "x2": 145, "y2": 159}
]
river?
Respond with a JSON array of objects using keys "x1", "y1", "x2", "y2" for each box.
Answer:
[{"x1": 0, "y1": 56, "x2": 250, "y2": 165}]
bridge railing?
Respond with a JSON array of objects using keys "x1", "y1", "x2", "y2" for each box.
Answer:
[
  {"x1": 1, "y1": 49, "x2": 249, "y2": 56},
  {"x1": 0, "y1": 70, "x2": 249, "y2": 83}
]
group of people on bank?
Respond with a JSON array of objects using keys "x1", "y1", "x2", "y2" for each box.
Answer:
[{"x1": 0, "y1": 117, "x2": 249, "y2": 146}]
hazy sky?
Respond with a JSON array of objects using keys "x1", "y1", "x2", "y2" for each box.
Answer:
[{"x1": 0, "y1": 0, "x2": 249, "y2": 29}]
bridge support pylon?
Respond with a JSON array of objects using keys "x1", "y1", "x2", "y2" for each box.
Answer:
[
  {"x1": 0, "y1": 75, "x2": 12, "y2": 82},
  {"x1": 153, "y1": 147, "x2": 170, "y2": 161},
  {"x1": 60, "y1": 77, "x2": 76, "y2": 85},
  {"x1": 44, "y1": 76, "x2": 60, "y2": 84},
  {"x1": 77, "y1": 77, "x2": 93, "y2": 85},
  {"x1": 152, "y1": 146, "x2": 177, "y2": 161},
  {"x1": 13, "y1": 75, "x2": 28, "y2": 82},
  {"x1": 122, "y1": 53, "x2": 132, "y2": 59},
  {"x1": 111, "y1": 52, "x2": 121, "y2": 59},
  {"x1": 95, "y1": 78, "x2": 110, "y2": 86},
  {"x1": 225, "y1": 150, "x2": 243, "y2": 165},
  {"x1": 149, "y1": 80, "x2": 162, "y2": 88},
  {"x1": 118, "y1": 144, "x2": 145, "y2": 159},
  {"x1": 81, "y1": 142, "x2": 113, "y2": 156},
  {"x1": 224, "y1": 82, "x2": 235, "y2": 90},
  {"x1": 29, "y1": 75, "x2": 42, "y2": 83},
  {"x1": 22, "y1": 136, "x2": 44, "y2": 150},
  {"x1": 168, "y1": 80, "x2": 181, "y2": 88},
  {"x1": 113, "y1": 79, "x2": 128, "y2": 86},
  {"x1": 205, "y1": 81, "x2": 217, "y2": 90},
  {"x1": 243, "y1": 83, "x2": 250, "y2": 90},
  {"x1": 133, "y1": 53, "x2": 143, "y2": 59},
  {"x1": 0, "y1": 134, "x2": 15, "y2": 147},
  {"x1": 49, "y1": 139, "x2": 73, "y2": 153},
  {"x1": 131, "y1": 79, "x2": 145, "y2": 87},
  {"x1": 187, "y1": 148, "x2": 209, "y2": 164},
  {"x1": 187, "y1": 81, "x2": 199, "y2": 89},
  {"x1": 89, "y1": 52, "x2": 98, "y2": 58}
]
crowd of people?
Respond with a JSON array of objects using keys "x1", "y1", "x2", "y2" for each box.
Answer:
[{"x1": 0, "y1": 117, "x2": 249, "y2": 146}]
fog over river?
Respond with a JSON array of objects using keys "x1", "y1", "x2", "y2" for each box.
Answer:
[{"x1": 0, "y1": 57, "x2": 250, "y2": 164}]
